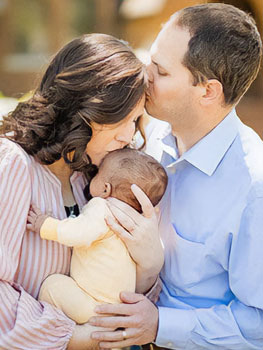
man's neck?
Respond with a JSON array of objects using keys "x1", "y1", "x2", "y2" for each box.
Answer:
[{"x1": 172, "y1": 107, "x2": 233, "y2": 156}]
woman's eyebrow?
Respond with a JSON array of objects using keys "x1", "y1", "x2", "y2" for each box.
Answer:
[
  {"x1": 151, "y1": 59, "x2": 159, "y2": 67},
  {"x1": 151, "y1": 59, "x2": 166, "y2": 71}
]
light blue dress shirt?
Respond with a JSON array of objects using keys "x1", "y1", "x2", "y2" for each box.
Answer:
[{"x1": 145, "y1": 109, "x2": 263, "y2": 350}]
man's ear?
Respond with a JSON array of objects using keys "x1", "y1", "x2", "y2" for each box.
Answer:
[
  {"x1": 101, "y1": 182, "x2": 112, "y2": 199},
  {"x1": 200, "y1": 79, "x2": 224, "y2": 106}
]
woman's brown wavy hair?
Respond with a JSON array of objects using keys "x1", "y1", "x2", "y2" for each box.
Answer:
[{"x1": 0, "y1": 33, "x2": 146, "y2": 182}]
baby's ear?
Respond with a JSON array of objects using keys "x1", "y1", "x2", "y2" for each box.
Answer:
[{"x1": 101, "y1": 182, "x2": 112, "y2": 199}]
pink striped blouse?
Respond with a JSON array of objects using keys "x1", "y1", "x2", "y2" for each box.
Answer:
[{"x1": 0, "y1": 137, "x2": 87, "y2": 349}]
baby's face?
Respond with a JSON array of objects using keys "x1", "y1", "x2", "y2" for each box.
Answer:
[{"x1": 89, "y1": 166, "x2": 108, "y2": 198}]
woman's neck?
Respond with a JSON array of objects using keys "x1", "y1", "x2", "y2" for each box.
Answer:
[
  {"x1": 47, "y1": 158, "x2": 76, "y2": 206},
  {"x1": 47, "y1": 157, "x2": 72, "y2": 179}
]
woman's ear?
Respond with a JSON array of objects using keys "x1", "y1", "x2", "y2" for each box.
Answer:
[
  {"x1": 101, "y1": 182, "x2": 112, "y2": 199},
  {"x1": 200, "y1": 79, "x2": 224, "y2": 106}
]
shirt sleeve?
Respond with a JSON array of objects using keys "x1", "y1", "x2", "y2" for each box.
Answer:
[
  {"x1": 145, "y1": 276, "x2": 163, "y2": 304},
  {"x1": 41, "y1": 198, "x2": 110, "y2": 247},
  {"x1": 0, "y1": 140, "x2": 75, "y2": 349},
  {"x1": 156, "y1": 197, "x2": 263, "y2": 350}
]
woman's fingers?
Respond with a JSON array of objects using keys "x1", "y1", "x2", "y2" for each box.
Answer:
[
  {"x1": 106, "y1": 202, "x2": 138, "y2": 231},
  {"x1": 107, "y1": 197, "x2": 140, "y2": 222},
  {"x1": 107, "y1": 185, "x2": 154, "y2": 224},
  {"x1": 131, "y1": 184, "x2": 154, "y2": 218},
  {"x1": 105, "y1": 216, "x2": 132, "y2": 242}
]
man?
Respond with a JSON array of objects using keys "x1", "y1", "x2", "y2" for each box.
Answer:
[{"x1": 89, "y1": 3, "x2": 263, "y2": 349}]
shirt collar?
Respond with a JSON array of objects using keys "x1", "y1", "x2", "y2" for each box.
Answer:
[{"x1": 161, "y1": 108, "x2": 239, "y2": 176}]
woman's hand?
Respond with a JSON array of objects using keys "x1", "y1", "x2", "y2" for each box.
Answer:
[
  {"x1": 106, "y1": 184, "x2": 164, "y2": 293},
  {"x1": 67, "y1": 323, "x2": 113, "y2": 350}
]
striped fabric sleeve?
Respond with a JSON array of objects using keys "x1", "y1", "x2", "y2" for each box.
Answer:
[{"x1": 0, "y1": 141, "x2": 75, "y2": 349}]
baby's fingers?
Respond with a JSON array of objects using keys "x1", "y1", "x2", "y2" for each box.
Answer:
[
  {"x1": 26, "y1": 223, "x2": 33, "y2": 231},
  {"x1": 31, "y1": 204, "x2": 43, "y2": 216},
  {"x1": 27, "y1": 212, "x2": 36, "y2": 223}
]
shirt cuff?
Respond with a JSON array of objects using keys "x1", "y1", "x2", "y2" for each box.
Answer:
[
  {"x1": 40, "y1": 217, "x2": 59, "y2": 241},
  {"x1": 145, "y1": 276, "x2": 162, "y2": 304},
  {"x1": 155, "y1": 307, "x2": 197, "y2": 349}
]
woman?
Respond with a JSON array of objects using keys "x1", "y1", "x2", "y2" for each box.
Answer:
[{"x1": 0, "y1": 34, "x2": 163, "y2": 349}]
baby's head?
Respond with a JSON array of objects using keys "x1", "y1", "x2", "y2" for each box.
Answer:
[{"x1": 89, "y1": 148, "x2": 168, "y2": 212}]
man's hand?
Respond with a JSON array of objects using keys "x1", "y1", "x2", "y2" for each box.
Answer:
[{"x1": 89, "y1": 291, "x2": 159, "y2": 348}]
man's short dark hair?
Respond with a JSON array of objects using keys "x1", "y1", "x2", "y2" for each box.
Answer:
[{"x1": 172, "y1": 3, "x2": 262, "y2": 105}]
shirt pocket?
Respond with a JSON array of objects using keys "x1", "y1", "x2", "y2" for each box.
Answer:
[{"x1": 162, "y1": 224, "x2": 208, "y2": 295}]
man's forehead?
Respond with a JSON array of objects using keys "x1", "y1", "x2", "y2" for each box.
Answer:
[
  {"x1": 150, "y1": 24, "x2": 190, "y2": 65},
  {"x1": 150, "y1": 27, "x2": 175, "y2": 68}
]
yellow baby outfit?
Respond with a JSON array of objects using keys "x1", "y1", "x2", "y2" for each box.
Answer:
[{"x1": 39, "y1": 197, "x2": 136, "y2": 324}]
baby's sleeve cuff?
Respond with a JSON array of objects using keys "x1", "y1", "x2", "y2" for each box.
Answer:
[{"x1": 40, "y1": 217, "x2": 59, "y2": 242}]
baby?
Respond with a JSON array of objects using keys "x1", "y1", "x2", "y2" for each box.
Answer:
[{"x1": 28, "y1": 148, "x2": 167, "y2": 324}]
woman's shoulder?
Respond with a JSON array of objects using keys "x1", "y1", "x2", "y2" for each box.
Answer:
[{"x1": 0, "y1": 137, "x2": 32, "y2": 167}]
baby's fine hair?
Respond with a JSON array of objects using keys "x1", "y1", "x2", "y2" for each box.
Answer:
[{"x1": 101, "y1": 148, "x2": 168, "y2": 212}]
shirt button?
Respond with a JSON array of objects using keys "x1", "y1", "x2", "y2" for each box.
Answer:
[{"x1": 167, "y1": 342, "x2": 173, "y2": 347}]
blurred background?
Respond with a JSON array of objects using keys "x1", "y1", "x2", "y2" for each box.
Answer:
[{"x1": 0, "y1": 0, "x2": 262, "y2": 136}]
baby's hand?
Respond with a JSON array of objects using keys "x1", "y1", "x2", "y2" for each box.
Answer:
[{"x1": 27, "y1": 205, "x2": 49, "y2": 234}]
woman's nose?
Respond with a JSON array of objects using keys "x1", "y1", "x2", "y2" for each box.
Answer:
[{"x1": 115, "y1": 124, "x2": 135, "y2": 144}]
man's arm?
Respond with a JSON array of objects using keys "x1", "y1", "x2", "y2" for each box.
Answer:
[{"x1": 88, "y1": 197, "x2": 263, "y2": 350}]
